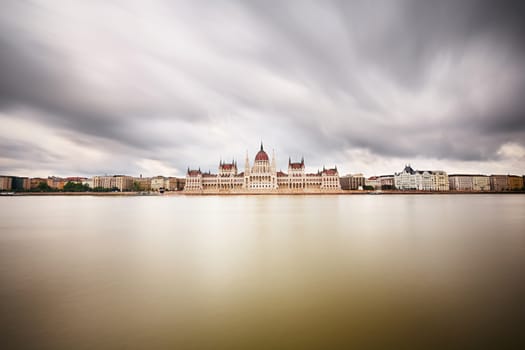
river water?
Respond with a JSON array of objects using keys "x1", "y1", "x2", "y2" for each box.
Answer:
[{"x1": 1, "y1": 194, "x2": 524, "y2": 349}]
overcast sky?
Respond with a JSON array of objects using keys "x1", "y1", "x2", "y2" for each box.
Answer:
[{"x1": 1, "y1": 0, "x2": 524, "y2": 177}]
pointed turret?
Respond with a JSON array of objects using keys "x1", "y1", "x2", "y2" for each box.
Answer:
[
  {"x1": 244, "y1": 150, "x2": 250, "y2": 175},
  {"x1": 271, "y1": 149, "x2": 276, "y2": 171}
]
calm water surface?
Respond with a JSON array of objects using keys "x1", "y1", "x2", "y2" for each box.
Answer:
[{"x1": 1, "y1": 194, "x2": 524, "y2": 349}]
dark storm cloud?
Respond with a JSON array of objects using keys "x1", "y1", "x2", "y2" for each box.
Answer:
[
  {"x1": 0, "y1": 1, "x2": 212, "y2": 152},
  {"x1": 0, "y1": 29, "x2": 146, "y2": 149},
  {"x1": 239, "y1": 0, "x2": 525, "y2": 163},
  {"x1": 341, "y1": 0, "x2": 525, "y2": 87},
  {"x1": 0, "y1": 138, "x2": 61, "y2": 163},
  {"x1": 0, "y1": 0, "x2": 524, "y2": 176}
]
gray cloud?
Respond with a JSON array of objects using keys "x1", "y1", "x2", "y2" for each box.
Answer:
[{"x1": 0, "y1": 0, "x2": 524, "y2": 177}]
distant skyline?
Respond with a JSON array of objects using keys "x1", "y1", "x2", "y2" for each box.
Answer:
[{"x1": 1, "y1": 0, "x2": 524, "y2": 177}]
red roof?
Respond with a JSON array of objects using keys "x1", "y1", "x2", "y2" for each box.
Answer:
[
  {"x1": 255, "y1": 142, "x2": 269, "y2": 161},
  {"x1": 187, "y1": 170, "x2": 201, "y2": 176},
  {"x1": 220, "y1": 163, "x2": 234, "y2": 170},
  {"x1": 289, "y1": 163, "x2": 303, "y2": 169},
  {"x1": 255, "y1": 150, "x2": 269, "y2": 161},
  {"x1": 322, "y1": 169, "x2": 338, "y2": 176},
  {"x1": 277, "y1": 171, "x2": 287, "y2": 177}
]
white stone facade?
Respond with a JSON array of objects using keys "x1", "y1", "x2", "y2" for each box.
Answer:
[
  {"x1": 185, "y1": 143, "x2": 341, "y2": 192},
  {"x1": 394, "y1": 165, "x2": 449, "y2": 191}
]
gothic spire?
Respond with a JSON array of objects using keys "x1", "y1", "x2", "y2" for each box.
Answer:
[
  {"x1": 244, "y1": 149, "x2": 250, "y2": 174},
  {"x1": 271, "y1": 148, "x2": 276, "y2": 171}
]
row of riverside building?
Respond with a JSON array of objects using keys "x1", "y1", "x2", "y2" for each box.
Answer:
[
  {"x1": 339, "y1": 165, "x2": 524, "y2": 192},
  {"x1": 1, "y1": 148, "x2": 524, "y2": 193},
  {"x1": 184, "y1": 144, "x2": 524, "y2": 193},
  {"x1": 3, "y1": 171, "x2": 522, "y2": 193},
  {"x1": 0, "y1": 175, "x2": 185, "y2": 192}
]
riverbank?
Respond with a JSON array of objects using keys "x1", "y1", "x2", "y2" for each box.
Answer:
[
  {"x1": 182, "y1": 190, "x2": 525, "y2": 195},
  {"x1": 4, "y1": 190, "x2": 524, "y2": 196},
  {"x1": 0, "y1": 190, "x2": 525, "y2": 197},
  {"x1": 6, "y1": 192, "x2": 153, "y2": 196}
]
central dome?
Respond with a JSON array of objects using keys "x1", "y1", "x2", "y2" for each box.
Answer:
[
  {"x1": 254, "y1": 142, "x2": 269, "y2": 161},
  {"x1": 255, "y1": 150, "x2": 269, "y2": 161}
]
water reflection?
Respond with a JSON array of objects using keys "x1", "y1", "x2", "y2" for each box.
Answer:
[{"x1": 1, "y1": 195, "x2": 524, "y2": 348}]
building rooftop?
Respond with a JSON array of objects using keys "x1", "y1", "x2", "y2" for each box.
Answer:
[{"x1": 255, "y1": 142, "x2": 269, "y2": 161}]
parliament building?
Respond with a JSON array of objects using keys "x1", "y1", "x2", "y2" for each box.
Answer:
[{"x1": 184, "y1": 143, "x2": 340, "y2": 193}]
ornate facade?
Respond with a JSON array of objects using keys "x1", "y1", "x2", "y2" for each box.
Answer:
[
  {"x1": 394, "y1": 165, "x2": 449, "y2": 191},
  {"x1": 185, "y1": 143, "x2": 341, "y2": 193}
]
